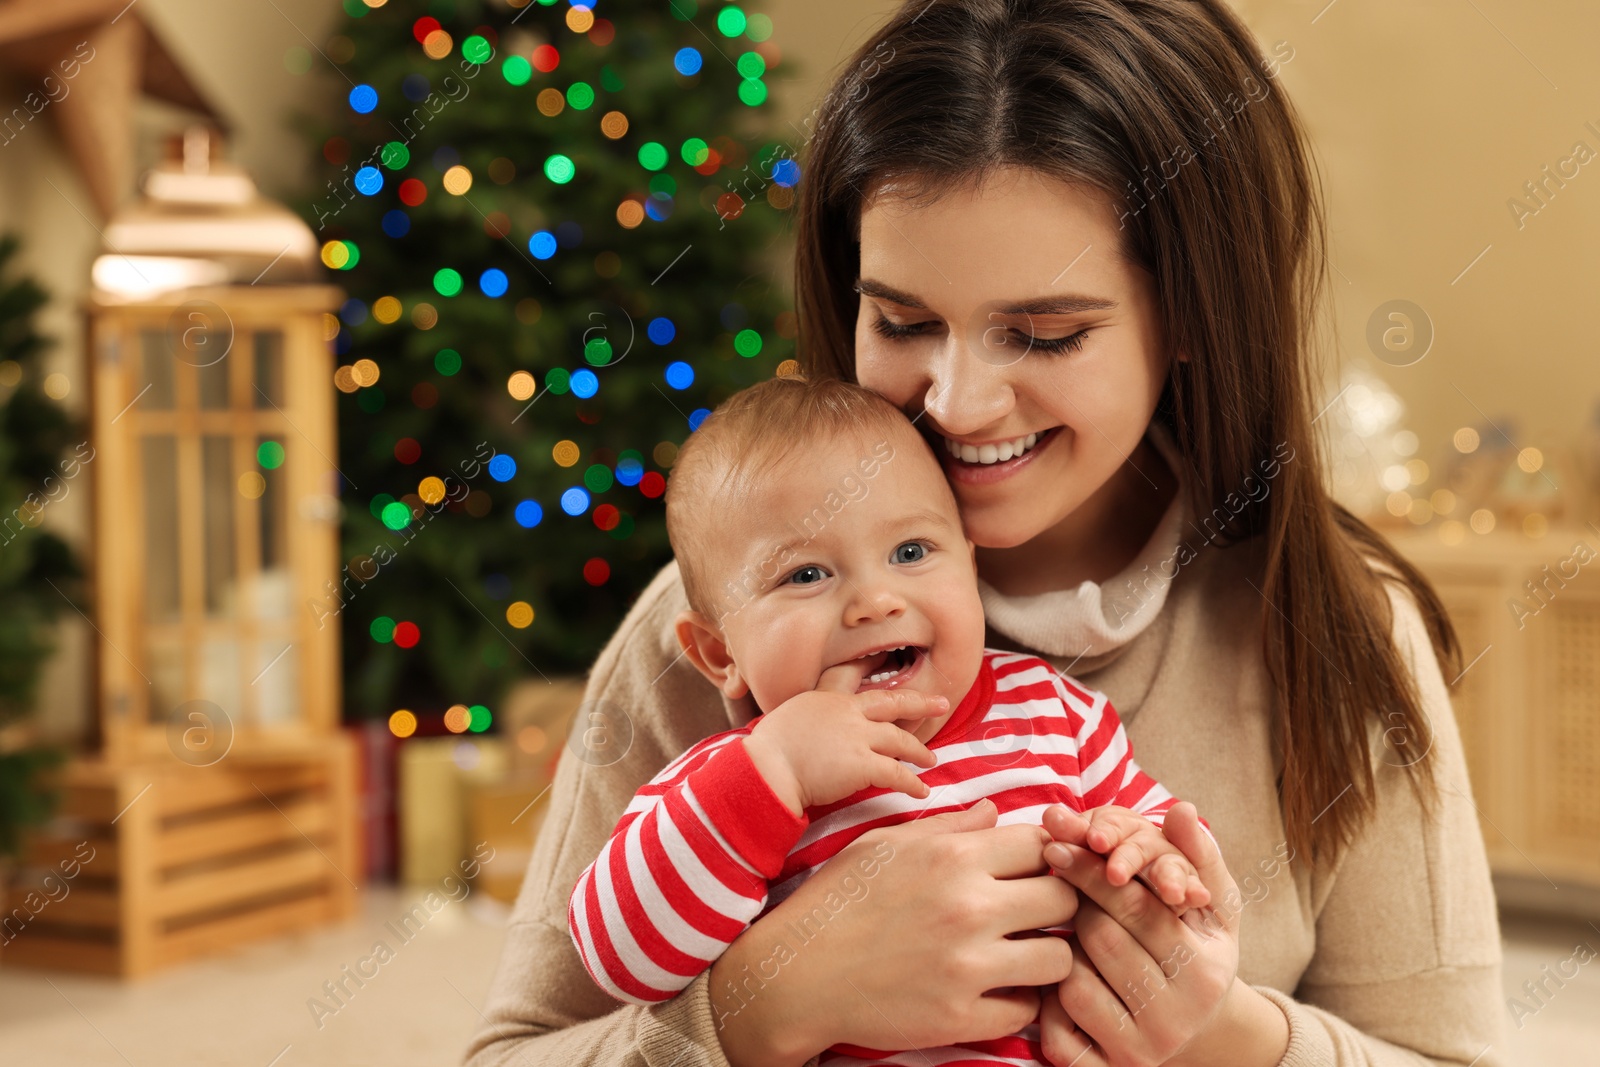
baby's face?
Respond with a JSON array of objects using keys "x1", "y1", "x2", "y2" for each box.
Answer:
[{"x1": 701, "y1": 423, "x2": 986, "y2": 740}]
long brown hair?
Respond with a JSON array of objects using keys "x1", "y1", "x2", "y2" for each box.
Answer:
[{"x1": 790, "y1": 0, "x2": 1459, "y2": 864}]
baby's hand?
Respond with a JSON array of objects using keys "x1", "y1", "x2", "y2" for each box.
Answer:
[
  {"x1": 742, "y1": 661, "x2": 949, "y2": 814},
  {"x1": 1041, "y1": 803, "x2": 1210, "y2": 912}
]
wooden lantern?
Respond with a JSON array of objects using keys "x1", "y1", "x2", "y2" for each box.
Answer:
[
  {"x1": 86, "y1": 129, "x2": 342, "y2": 759},
  {"x1": 2, "y1": 130, "x2": 359, "y2": 976}
]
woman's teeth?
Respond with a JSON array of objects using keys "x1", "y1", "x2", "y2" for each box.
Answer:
[{"x1": 944, "y1": 431, "x2": 1042, "y2": 465}]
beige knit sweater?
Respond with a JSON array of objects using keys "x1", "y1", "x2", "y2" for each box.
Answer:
[{"x1": 464, "y1": 443, "x2": 1505, "y2": 1067}]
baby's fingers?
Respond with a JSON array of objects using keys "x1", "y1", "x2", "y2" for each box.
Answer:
[
  {"x1": 869, "y1": 754, "x2": 931, "y2": 800},
  {"x1": 1183, "y1": 870, "x2": 1213, "y2": 911},
  {"x1": 1100, "y1": 823, "x2": 1182, "y2": 886},
  {"x1": 1140, "y1": 852, "x2": 1205, "y2": 908},
  {"x1": 870, "y1": 722, "x2": 937, "y2": 768},
  {"x1": 1082, "y1": 806, "x2": 1145, "y2": 855},
  {"x1": 857, "y1": 687, "x2": 950, "y2": 722},
  {"x1": 816, "y1": 660, "x2": 873, "y2": 694}
]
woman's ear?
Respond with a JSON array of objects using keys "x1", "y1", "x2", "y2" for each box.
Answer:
[{"x1": 673, "y1": 609, "x2": 750, "y2": 700}]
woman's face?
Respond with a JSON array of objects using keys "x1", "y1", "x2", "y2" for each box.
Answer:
[{"x1": 854, "y1": 166, "x2": 1173, "y2": 551}]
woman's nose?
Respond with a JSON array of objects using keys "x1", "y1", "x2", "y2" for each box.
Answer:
[{"x1": 922, "y1": 334, "x2": 1016, "y2": 436}]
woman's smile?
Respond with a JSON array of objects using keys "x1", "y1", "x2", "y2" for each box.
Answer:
[{"x1": 934, "y1": 425, "x2": 1064, "y2": 486}]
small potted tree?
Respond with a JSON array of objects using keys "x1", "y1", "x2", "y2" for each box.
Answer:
[{"x1": 0, "y1": 233, "x2": 82, "y2": 935}]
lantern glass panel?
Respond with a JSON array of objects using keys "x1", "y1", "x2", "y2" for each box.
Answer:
[
  {"x1": 259, "y1": 435, "x2": 288, "y2": 574},
  {"x1": 142, "y1": 434, "x2": 180, "y2": 621},
  {"x1": 201, "y1": 435, "x2": 237, "y2": 615},
  {"x1": 198, "y1": 356, "x2": 229, "y2": 409},
  {"x1": 254, "y1": 331, "x2": 284, "y2": 408},
  {"x1": 139, "y1": 330, "x2": 176, "y2": 410}
]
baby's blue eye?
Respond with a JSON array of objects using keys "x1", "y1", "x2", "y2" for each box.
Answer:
[
  {"x1": 893, "y1": 541, "x2": 926, "y2": 564},
  {"x1": 789, "y1": 565, "x2": 825, "y2": 585}
]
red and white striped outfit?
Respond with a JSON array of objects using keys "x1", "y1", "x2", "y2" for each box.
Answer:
[{"x1": 568, "y1": 649, "x2": 1185, "y2": 1066}]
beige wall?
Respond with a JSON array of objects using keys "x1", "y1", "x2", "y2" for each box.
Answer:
[
  {"x1": 1236, "y1": 0, "x2": 1600, "y2": 458},
  {"x1": 777, "y1": 0, "x2": 1600, "y2": 458},
  {"x1": 6, "y1": 0, "x2": 1593, "y2": 741}
]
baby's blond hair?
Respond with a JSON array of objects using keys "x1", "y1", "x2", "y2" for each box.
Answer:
[{"x1": 665, "y1": 375, "x2": 918, "y2": 621}]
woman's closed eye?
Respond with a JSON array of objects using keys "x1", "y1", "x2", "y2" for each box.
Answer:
[{"x1": 869, "y1": 313, "x2": 1088, "y2": 354}]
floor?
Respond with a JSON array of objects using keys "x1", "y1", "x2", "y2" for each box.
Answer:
[
  {"x1": 1496, "y1": 911, "x2": 1600, "y2": 1065},
  {"x1": 0, "y1": 895, "x2": 1595, "y2": 1066},
  {"x1": 0, "y1": 888, "x2": 513, "y2": 1067}
]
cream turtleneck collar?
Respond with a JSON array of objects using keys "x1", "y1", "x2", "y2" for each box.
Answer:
[{"x1": 975, "y1": 421, "x2": 1189, "y2": 662}]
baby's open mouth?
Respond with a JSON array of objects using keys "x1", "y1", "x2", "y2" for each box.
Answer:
[{"x1": 853, "y1": 645, "x2": 927, "y2": 688}]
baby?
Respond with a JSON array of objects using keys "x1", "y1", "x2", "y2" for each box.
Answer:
[{"x1": 568, "y1": 375, "x2": 1208, "y2": 1064}]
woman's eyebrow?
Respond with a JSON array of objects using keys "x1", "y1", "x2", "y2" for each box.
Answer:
[{"x1": 853, "y1": 277, "x2": 1117, "y2": 315}]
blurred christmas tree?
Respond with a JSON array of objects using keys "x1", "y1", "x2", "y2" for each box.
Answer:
[
  {"x1": 298, "y1": 0, "x2": 799, "y2": 725},
  {"x1": 0, "y1": 235, "x2": 81, "y2": 860}
]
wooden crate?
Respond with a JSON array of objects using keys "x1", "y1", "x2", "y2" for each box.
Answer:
[{"x1": 1, "y1": 737, "x2": 358, "y2": 977}]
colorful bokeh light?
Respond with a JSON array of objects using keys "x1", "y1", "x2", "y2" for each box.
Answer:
[{"x1": 433, "y1": 268, "x2": 463, "y2": 296}]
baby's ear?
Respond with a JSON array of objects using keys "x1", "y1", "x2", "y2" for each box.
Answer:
[{"x1": 673, "y1": 610, "x2": 749, "y2": 700}]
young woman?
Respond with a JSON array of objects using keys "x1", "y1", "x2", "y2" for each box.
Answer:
[{"x1": 464, "y1": 2, "x2": 1504, "y2": 1064}]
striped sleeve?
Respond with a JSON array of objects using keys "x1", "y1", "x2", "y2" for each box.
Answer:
[
  {"x1": 1055, "y1": 672, "x2": 1180, "y2": 825},
  {"x1": 567, "y1": 732, "x2": 810, "y2": 1005}
]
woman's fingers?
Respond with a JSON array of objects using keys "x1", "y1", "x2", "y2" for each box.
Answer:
[
  {"x1": 1066, "y1": 896, "x2": 1157, "y2": 998},
  {"x1": 984, "y1": 874, "x2": 1080, "y2": 941},
  {"x1": 863, "y1": 820, "x2": 1079, "y2": 931},
  {"x1": 857, "y1": 796, "x2": 998, "y2": 845},
  {"x1": 969, "y1": 987, "x2": 1050, "y2": 1043},
  {"x1": 983, "y1": 930, "x2": 1075, "y2": 989},
  {"x1": 1039, "y1": 982, "x2": 1102, "y2": 1067},
  {"x1": 1162, "y1": 802, "x2": 1234, "y2": 923},
  {"x1": 861, "y1": 810, "x2": 1047, "y2": 871},
  {"x1": 1049, "y1": 842, "x2": 1184, "y2": 961},
  {"x1": 954, "y1": 822, "x2": 1061, "y2": 880},
  {"x1": 1057, "y1": 934, "x2": 1147, "y2": 1049}
]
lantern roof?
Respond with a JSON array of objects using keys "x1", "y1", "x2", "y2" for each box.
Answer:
[{"x1": 92, "y1": 128, "x2": 321, "y2": 300}]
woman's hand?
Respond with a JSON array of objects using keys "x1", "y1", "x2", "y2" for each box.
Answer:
[
  {"x1": 709, "y1": 798, "x2": 1079, "y2": 1067},
  {"x1": 1037, "y1": 802, "x2": 1287, "y2": 1067}
]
